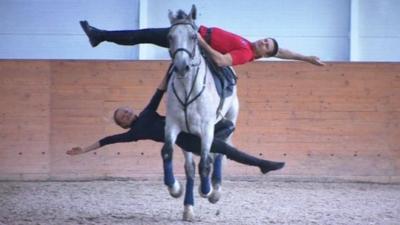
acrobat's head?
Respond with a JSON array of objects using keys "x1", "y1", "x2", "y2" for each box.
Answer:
[
  {"x1": 253, "y1": 38, "x2": 279, "y2": 58},
  {"x1": 113, "y1": 106, "x2": 138, "y2": 129}
]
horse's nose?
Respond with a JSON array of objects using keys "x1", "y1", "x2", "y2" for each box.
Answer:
[
  {"x1": 184, "y1": 65, "x2": 190, "y2": 72},
  {"x1": 173, "y1": 58, "x2": 191, "y2": 76}
]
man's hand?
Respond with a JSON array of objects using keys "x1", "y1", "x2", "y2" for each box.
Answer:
[
  {"x1": 66, "y1": 147, "x2": 85, "y2": 155},
  {"x1": 307, "y1": 56, "x2": 326, "y2": 66}
]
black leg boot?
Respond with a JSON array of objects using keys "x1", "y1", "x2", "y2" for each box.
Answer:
[
  {"x1": 259, "y1": 160, "x2": 285, "y2": 174},
  {"x1": 80, "y1": 20, "x2": 105, "y2": 47},
  {"x1": 212, "y1": 139, "x2": 285, "y2": 174}
]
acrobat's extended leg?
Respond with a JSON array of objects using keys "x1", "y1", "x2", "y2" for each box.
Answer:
[{"x1": 80, "y1": 21, "x2": 170, "y2": 47}]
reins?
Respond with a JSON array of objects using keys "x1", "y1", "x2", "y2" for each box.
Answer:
[
  {"x1": 168, "y1": 21, "x2": 207, "y2": 133},
  {"x1": 171, "y1": 61, "x2": 207, "y2": 133}
]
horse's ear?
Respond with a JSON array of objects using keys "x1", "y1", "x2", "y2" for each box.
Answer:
[
  {"x1": 168, "y1": 9, "x2": 174, "y2": 23},
  {"x1": 189, "y1": 4, "x2": 197, "y2": 20}
]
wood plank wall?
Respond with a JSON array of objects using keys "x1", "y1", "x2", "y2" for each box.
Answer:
[{"x1": 0, "y1": 60, "x2": 399, "y2": 182}]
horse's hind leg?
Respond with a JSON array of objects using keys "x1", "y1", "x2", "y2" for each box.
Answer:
[
  {"x1": 209, "y1": 96, "x2": 239, "y2": 203},
  {"x1": 182, "y1": 151, "x2": 195, "y2": 221},
  {"x1": 208, "y1": 154, "x2": 224, "y2": 203},
  {"x1": 162, "y1": 126, "x2": 182, "y2": 198}
]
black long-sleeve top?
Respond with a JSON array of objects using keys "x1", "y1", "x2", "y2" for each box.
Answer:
[{"x1": 99, "y1": 89, "x2": 234, "y2": 153}]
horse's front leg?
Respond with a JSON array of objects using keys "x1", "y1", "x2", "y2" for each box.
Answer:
[
  {"x1": 198, "y1": 124, "x2": 214, "y2": 197},
  {"x1": 182, "y1": 151, "x2": 195, "y2": 221},
  {"x1": 162, "y1": 125, "x2": 182, "y2": 198}
]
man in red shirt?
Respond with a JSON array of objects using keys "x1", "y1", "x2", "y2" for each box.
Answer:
[
  {"x1": 80, "y1": 21, "x2": 325, "y2": 67},
  {"x1": 197, "y1": 25, "x2": 256, "y2": 66}
]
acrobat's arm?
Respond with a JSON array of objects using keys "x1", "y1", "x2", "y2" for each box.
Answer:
[
  {"x1": 66, "y1": 129, "x2": 138, "y2": 156},
  {"x1": 275, "y1": 48, "x2": 326, "y2": 66}
]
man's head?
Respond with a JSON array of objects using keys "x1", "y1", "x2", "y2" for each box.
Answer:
[
  {"x1": 113, "y1": 106, "x2": 138, "y2": 129},
  {"x1": 253, "y1": 38, "x2": 279, "y2": 58}
]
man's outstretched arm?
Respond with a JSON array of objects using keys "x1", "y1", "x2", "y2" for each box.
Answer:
[
  {"x1": 275, "y1": 48, "x2": 326, "y2": 66},
  {"x1": 66, "y1": 129, "x2": 139, "y2": 156}
]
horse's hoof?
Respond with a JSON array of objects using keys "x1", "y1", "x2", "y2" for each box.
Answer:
[
  {"x1": 182, "y1": 205, "x2": 195, "y2": 221},
  {"x1": 208, "y1": 185, "x2": 221, "y2": 204},
  {"x1": 168, "y1": 180, "x2": 183, "y2": 198},
  {"x1": 198, "y1": 185, "x2": 213, "y2": 198}
]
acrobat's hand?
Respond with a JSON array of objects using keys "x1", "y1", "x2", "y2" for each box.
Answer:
[
  {"x1": 66, "y1": 147, "x2": 85, "y2": 156},
  {"x1": 308, "y1": 56, "x2": 326, "y2": 66}
]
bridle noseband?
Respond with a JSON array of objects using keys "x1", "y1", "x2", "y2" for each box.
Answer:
[{"x1": 171, "y1": 47, "x2": 195, "y2": 60}]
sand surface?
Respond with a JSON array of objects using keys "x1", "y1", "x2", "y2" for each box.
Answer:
[{"x1": 1, "y1": 179, "x2": 399, "y2": 225}]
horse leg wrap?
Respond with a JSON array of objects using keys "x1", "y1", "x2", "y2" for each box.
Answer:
[
  {"x1": 198, "y1": 157, "x2": 212, "y2": 195},
  {"x1": 212, "y1": 154, "x2": 223, "y2": 186},
  {"x1": 184, "y1": 177, "x2": 195, "y2": 206},
  {"x1": 161, "y1": 144, "x2": 175, "y2": 187},
  {"x1": 184, "y1": 159, "x2": 196, "y2": 206}
]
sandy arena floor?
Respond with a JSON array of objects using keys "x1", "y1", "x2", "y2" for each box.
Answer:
[{"x1": 1, "y1": 179, "x2": 399, "y2": 225}]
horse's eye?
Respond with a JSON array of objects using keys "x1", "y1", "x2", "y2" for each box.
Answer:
[{"x1": 191, "y1": 34, "x2": 197, "y2": 40}]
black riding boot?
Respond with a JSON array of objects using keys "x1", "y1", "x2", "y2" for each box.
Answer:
[{"x1": 212, "y1": 139, "x2": 285, "y2": 174}]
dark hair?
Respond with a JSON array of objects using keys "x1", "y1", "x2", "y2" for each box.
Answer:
[{"x1": 268, "y1": 38, "x2": 279, "y2": 57}]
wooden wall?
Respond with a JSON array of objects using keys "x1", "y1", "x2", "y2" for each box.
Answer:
[{"x1": 0, "y1": 60, "x2": 399, "y2": 182}]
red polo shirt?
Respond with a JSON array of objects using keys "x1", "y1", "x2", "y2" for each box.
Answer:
[{"x1": 198, "y1": 25, "x2": 255, "y2": 66}]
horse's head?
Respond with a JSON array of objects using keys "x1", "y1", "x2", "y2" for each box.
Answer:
[{"x1": 168, "y1": 5, "x2": 198, "y2": 78}]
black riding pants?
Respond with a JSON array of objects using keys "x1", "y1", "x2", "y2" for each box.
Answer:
[{"x1": 102, "y1": 27, "x2": 170, "y2": 48}]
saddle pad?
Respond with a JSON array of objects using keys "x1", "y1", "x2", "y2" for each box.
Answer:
[{"x1": 206, "y1": 60, "x2": 237, "y2": 99}]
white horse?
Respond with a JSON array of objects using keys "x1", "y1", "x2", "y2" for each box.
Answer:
[{"x1": 160, "y1": 5, "x2": 239, "y2": 221}]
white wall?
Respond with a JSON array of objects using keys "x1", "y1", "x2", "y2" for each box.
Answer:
[
  {"x1": 0, "y1": 0, "x2": 399, "y2": 61},
  {"x1": 357, "y1": 0, "x2": 400, "y2": 61},
  {"x1": 0, "y1": 0, "x2": 139, "y2": 59}
]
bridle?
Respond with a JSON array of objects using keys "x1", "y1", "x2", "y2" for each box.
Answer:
[
  {"x1": 168, "y1": 22, "x2": 199, "y2": 62},
  {"x1": 168, "y1": 21, "x2": 208, "y2": 133}
]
